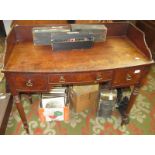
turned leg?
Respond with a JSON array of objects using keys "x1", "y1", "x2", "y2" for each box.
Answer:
[
  {"x1": 14, "y1": 95, "x2": 29, "y2": 134},
  {"x1": 121, "y1": 84, "x2": 140, "y2": 125},
  {"x1": 126, "y1": 85, "x2": 140, "y2": 114}
]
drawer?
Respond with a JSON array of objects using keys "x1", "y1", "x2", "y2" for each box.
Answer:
[
  {"x1": 49, "y1": 71, "x2": 113, "y2": 84},
  {"x1": 12, "y1": 74, "x2": 48, "y2": 91},
  {"x1": 112, "y1": 68, "x2": 143, "y2": 86}
]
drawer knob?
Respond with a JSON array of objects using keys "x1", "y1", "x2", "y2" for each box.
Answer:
[
  {"x1": 126, "y1": 74, "x2": 132, "y2": 81},
  {"x1": 96, "y1": 74, "x2": 103, "y2": 81},
  {"x1": 59, "y1": 76, "x2": 65, "y2": 83},
  {"x1": 26, "y1": 79, "x2": 33, "y2": 87}
]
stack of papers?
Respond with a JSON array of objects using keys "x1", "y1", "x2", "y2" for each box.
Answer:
[
  {"x1": 41, "y1": 87, "x2": 67, "y2": 108},
  {"x1": 41, "y1": 87, "x2": 68, "y2": 121}
]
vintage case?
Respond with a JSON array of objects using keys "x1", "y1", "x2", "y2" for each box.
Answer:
[
  {"x1": 71, "y1": 24, "x2": 107, "y2": 42},
  {"x1": 97, "y1": 89, "x2": 117, "y2": 118},
  {"x1": 51, "y1": 32, "x2": 94, "y2": 51},
  {"x1": 52, "y1": 41, "x2": 93, "y2": 51},
  {"x1": 98, "y1": 101, "x2": 114, "y2": 118},
  {"x1": 32, "y1": 26, "x2": 71, "y2": 45}
]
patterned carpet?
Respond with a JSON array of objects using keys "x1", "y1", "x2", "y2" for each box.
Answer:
[
  {"x1": 0, "y1": 37, "x2": 5, "y2": 54},
  {"x1": 0, "y1": 37, "x2": 155, "y2": 135}
]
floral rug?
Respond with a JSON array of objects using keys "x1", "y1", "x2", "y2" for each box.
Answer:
[
  {"x1": 0, "y1": 37, "x2": 5, "y2": 54},
  {"x1": 3, "y1": 65, "x2": 155, "y2": 135}
]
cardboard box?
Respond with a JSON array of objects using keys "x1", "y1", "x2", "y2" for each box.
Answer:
[{"x1": 69, "y1": 84, "x2": 99, "y2": 113}]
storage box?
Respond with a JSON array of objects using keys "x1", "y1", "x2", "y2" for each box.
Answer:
[
  {"x1": 51, "y1": 32, "x2": 94, "y2": 51},
  {"x1": 97, "y1": 89, "x2": 117, "y2": 118},
  {"x1": 52, "y1": 40, "x2": 93, "y2": 51},
  {"x1": 71, "y1": 24, "x2": 107, "y2": 42},
  {"x1": 69, "y1": 84, "x2": 99, "y2": 113},
  {"x1": 32, "y1": 26, "x2": 71, "y2": 45}
]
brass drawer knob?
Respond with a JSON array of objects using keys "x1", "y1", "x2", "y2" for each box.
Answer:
[
  {"x1": 96, "y1": 74, "x2": 103, "y2": 81},
  {"x1": 126, "y1": 74, "x2": 132, "y2": 81},
  {"x1": 59, "y1": 76, "x2": 65, "y2": 83},
  {"x1": 26, "y1": 79, "x2": 33, "y2": 87}
]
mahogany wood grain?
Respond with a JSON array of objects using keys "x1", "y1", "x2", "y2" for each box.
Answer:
[
  {"x1": 112, "y1": 66, "x2": 147, "y2": 87},
  {"x1": 75, "y1": 20, "x2": 112, "y2": 24},
  {"x1": 104, "y1": 22, "x2": 128, "y2": 36},
  {"x1": 2, "y1": 22, "x2": 154, "y2": 133},
  {"x1": 127, "y1": 24, "x2": 152, "y2": 59},
  {"x1": 48, "y1": 70, "x2": 113, "y2": 84},
  {"x1": 11, "y1": 20, "x2": 68, "y2": 27},
  {"x1": 14, "y1": 95, "x2": 29, "y2": 134},
  {"x1": 13, "y1": 23, "x2": 128, "y2": 43},
  {"x1": 126, "y1": 66, "x2": 150, "y2": 114},
  {"x1": 4, "y1": 28, "x2": 16, "y2": 65},
  {"x1": 10, "y1": 73, "x2": 48, "y2": 92},
  {"x1": 3, "y1": 36, "x2": 152, "y2": 73},
  {"x1": 136, "y1": 21, "x2": 155, "y2": 60},
  {"x1": 14, "y1": 24, "x2": 71, "y2": 42},
  {"x1": 126, "y1": 84, "x2": 140, "y2": 114}
]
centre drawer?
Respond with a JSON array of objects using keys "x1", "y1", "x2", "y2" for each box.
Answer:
[
  {"x1": 12, "y1": 74, "x2": 48, "y2": 91},
  {"x1": 48, "y1": 71, "x2": 113, "y2": 84}
]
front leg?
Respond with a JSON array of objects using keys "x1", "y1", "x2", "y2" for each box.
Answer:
[
  {"x1": 126, "y1": 84, "x2": 140, "y2": 114},
  {"x1": 14, "y1": 95, "x2": 29, "y2": 134},
  {"x1": 120, "y1": 84, "x2": 140, "y2": 125}
]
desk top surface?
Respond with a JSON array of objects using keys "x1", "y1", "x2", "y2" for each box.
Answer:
[{"x1": 4, "y1": 36, "x2": 153, "y2": 73}]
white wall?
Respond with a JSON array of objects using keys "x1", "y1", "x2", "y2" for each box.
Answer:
[{"x1": 3, "y1": 20, "x2": 12, "y2": 35}]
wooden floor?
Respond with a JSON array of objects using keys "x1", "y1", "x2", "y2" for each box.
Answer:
[{"x1": 4, "y1": 36, "x2": 152, "y2": 73}]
